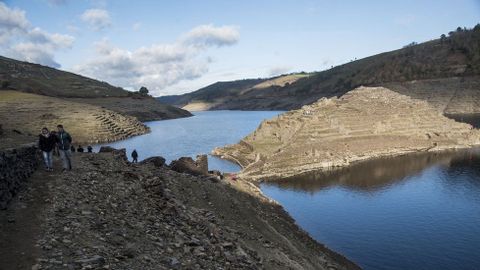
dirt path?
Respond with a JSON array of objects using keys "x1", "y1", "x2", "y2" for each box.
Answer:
[{"x1": 0, "y1": 163, "x2": 57, "y2": 270}]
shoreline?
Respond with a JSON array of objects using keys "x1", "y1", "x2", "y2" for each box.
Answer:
[{"x1": 213, "y1": 144, "x2": 480, "y2": 182}]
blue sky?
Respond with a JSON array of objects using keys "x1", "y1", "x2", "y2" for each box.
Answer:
[{"x1": 1, "y1": 0, "x2": 479, "y2": 96}]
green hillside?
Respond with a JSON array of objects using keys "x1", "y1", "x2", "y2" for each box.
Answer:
[{"x1": 160, "y1": 25, "x2": 480, "y2": 111}]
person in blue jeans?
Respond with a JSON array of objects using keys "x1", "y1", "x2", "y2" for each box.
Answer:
[
  {"x1": 56, "y1": 124, "x2": 73, "y2": 172},
  {"x1": 38, "y1": 127, "x2": 57, "y2": 171}
]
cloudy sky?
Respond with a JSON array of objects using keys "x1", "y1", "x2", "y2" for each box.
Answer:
[{"x1": 1, "y1": 0, "x2": 479, "y2": 96}]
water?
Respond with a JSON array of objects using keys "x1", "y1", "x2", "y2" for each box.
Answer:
[
  {"x1": 261, "y1": 151, "x2": 480, "y2": 270},
  {"x1": 95, "y1": 111, "x2": 480, "y2": 269},
  {"x1": 94, "y1": 110, "x2": 283, "y2": 172}
]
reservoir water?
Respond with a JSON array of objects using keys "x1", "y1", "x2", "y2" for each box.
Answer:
[
  {"x1": 94, "y1": 110, "x2": 283, "y2": 172},
  {"x1": 97, "y1": 111, "x2": 480, "y2": 270}
]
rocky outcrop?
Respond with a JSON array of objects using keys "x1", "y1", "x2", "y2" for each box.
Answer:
[
  {"x1": 170, "y1": 155, "x2": 209, "y2": 176},
  {"x1": 214, "y1": 86, "x2": 480, "y2": 181},
  {"x1": 0, "y1": 144, "x2": 37, "y2": 209}
]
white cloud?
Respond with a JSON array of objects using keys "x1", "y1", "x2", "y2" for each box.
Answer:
[
  {"x1": 74, "y1": 24, "x2": 239, "y2": 96},
  {"x1": 0, "y1": 3, "x2": 29, "y2": 43},
  {"x1": 182, "y1": 24, "x2": 240, "y2": 48},
  {"x1": 81, "y1": 8, "x2": 111, "y2": 31},
  {"x1": 0, "y1": 2, "x2": 74, "y2": 68}
]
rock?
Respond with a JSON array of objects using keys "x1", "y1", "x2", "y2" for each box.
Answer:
[
  {"x1": 195, "y1": 154, "x2": 208, "y2": 175},
  {"x1": 140, "y1": 156, "x2": 166, "y2": 167},
  {"x1": 0, "y1": 145, "x2": 37, "y2": 209},
  {"x1": 98, "y1": 146, "x2": 117, "y2": 153},
  {"x1": 74, "y1": 255, "x2": 105, "y2": 265},
  {"x1": 170, "y1": 157, "x2": 206, "y2": 176}
]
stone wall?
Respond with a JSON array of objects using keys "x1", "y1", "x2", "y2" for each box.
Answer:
[{"x1": 0, "y1": 144, "x2": 38, "y2": 209}]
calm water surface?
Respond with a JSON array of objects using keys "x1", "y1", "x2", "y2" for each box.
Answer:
[
  {"x1": 96, "y1": 111, "x2": 480, "y2": 270},
  {"x1": 261, "y1": 151, "x2": 480, "y2": 270},
  {"x1": 94, "y1": 110, "x2": 282, "y2": 171}
]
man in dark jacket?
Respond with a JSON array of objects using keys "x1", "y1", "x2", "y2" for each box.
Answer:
[
  {"x1": 56, "y1": 124, "x2": 73, "y2": 171},
  {"x1": 38, "y1": 127, "x2": 57, "y2": 171},
  {"x1": 131, "y1": 149, "x2": 138, "y2": 163}
]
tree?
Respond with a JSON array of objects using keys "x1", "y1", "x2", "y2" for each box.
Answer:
[{"x1": 139, "y1": 86, "x2": 149, "y2": 95}]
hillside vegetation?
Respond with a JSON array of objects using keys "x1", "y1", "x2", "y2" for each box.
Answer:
[
  {"x1": 0, "y1": 56, "x2": 130, "y2": 98},
  {"x1": 161, "y1": 25, "x2": 480, "y2": 113}
]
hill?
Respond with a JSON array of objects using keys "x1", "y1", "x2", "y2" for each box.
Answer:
[
  {"x1": 160, "y1": 25, "x2": 480, "y2": 114},
  {"x1": 0, "y1": 56, "x2": 192, "y2": 121},
  {"x1": 213, "y1": 87, "x2": 480, "y2": 181},
  {"x1": 0, "y1": 91, "x2": 150, "y2": 144}
]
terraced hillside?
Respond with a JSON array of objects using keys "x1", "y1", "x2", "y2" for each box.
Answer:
[
  {"x1": 0, "y1": 56, "x2": 192, "y2": 121},
  {"x1": 213, "y1": 87, "x2": 480, "y2": 181},
  {"x1": 162, "y1": 26, "x2": 480, "y2": 113},
  {"x1": 0, "y1": 91, "x2": 150, "y2": 144}
]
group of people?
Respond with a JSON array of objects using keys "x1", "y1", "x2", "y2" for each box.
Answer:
[
  {"x1": 39, "y1": 124, "x2": 141, "y2": 172},
  {"x1": 38, "y1": 125, "x2": 91, "y2": 172}
]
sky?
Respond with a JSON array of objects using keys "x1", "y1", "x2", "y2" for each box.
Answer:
[{"x1": 0, "y1": 0, "x2": 479, "y2": 96}]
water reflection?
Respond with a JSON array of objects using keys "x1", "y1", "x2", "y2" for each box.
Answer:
[
  {"x1": 266, "y1": 149, "x2": 480, "y2": 193},
  {"x1": 260, "y1": 148, "x2": 480, "y2": 270}
]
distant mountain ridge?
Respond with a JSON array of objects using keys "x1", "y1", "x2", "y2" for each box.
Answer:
[{"x1": 159, "y1": 25, "x2": 480, "y2": 113}]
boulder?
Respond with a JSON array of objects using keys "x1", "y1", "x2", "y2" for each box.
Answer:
[
  {"x1": 140, "y1": 156, "x2": 166, "y2": 167},
  {"x1": 170, "y1": 157, "x2": 205, "y2": 176},
  {"x1": 196, "y1": 154, "x2": 208, "y2": 175}
]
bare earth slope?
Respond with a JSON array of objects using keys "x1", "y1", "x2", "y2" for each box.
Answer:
[
  {"x1": 213, "y1": 87, "x2": 480, "y2": 181},
  {"x1": 0, "y1": 91, "x2": 149, "y2": 144}
]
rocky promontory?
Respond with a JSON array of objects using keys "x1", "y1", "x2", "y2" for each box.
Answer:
[{"x1": 213, "y1": 86, "x2": 480, "y2": 181}]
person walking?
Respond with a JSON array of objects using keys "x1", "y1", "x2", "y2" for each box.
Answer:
[
  {"x1": 56, "y1": 124, "x2": 73, "y2": 171},
  {"x1": 131, "y1": 149, "x2": 138, "y2": 163},
  {"x1": 38, "y1": 127, "x2": 57, "y2": 171}
]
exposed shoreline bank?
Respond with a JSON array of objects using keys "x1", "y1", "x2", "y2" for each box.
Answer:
[{"x1": 0, "y1": 148, "x2": 361, "y2": 269}]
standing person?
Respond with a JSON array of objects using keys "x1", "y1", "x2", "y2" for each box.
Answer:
[
  {"x1": 77, "y1": 145, "x2": 84, "y2": 152},
  {"x1": 87, "y1": 146, "x2": 93, "y2": 153},
  {"x1": 56, "y1": 124, "x2": 73, "y2": 172},
  {"x1": 131, "y1": 149, "x2": 138, "y2": 163},
  {"x1": 38, "y1": 127, "x2": 56, "y2": 171},
  {"x1": 70, "y1": 145, "x2": 76, "y2": 153}
]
